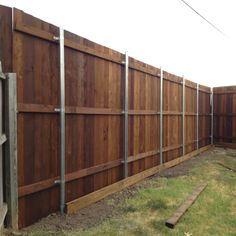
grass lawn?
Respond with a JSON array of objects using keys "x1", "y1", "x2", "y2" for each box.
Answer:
[{"x1": 27, "y1": 149, "x2": 236, "y2": 236}]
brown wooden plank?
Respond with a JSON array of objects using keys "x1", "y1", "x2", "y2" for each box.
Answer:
[
  {"x1": 214, "y1": 113, "x2": 236, "y2": 116},
  {"x1": 128, "y1": 150, "x2": 160, "y2": 163},
  {"x1": 214, "y1": 142, "x2": 236, "y2": 149},
  {"x1": 213, "y1": 91, "x2": 236, "y2": 95},
  {"x1": 163, "y1": 144, "x2": 182, "y2": 153},
  {"x1": 165, "y1": 183, "x2": 208, "y2": 228},
  {"x1": 65, "y1": 38, "x2": 123, "y2": 65},
  {"x1": 65, "y1": 159, "x2": 121, "y2": 183},
  {"x1": 65, "y1": 106, "x2": 122, "y2": 115},
  {"x1": 18, "y1": 159, "x2": 122, "y2": 198},
  {"x1": 17, "y1": 103, "x2": 57, "y2": 113},
  {"x1": 163, "y1": 111, "x2": 182, "y2": 116},
  {"x1": 216, "y1": 162, "x2": 236, "y2": 172},
  {"x1": 128, "y1": 110, "x2": 159, "y2": 115}
]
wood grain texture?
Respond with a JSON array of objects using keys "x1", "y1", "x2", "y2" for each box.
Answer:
[
  {"x1": 1, "y1": 6, "x2": 213, "y2": 227},
  {"x1": 165, "y1": 183, "x2": 208, "y2": 228},
  {"x1": 213, "y1": 86, "x2": 236, "y2": 146},
  {"x1": 0, "y1": 5, "x2": 13, "y2": 72}
]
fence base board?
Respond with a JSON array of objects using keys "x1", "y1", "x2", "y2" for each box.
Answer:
[
  {"x1": 66, "y1": 145, "x2": 212, "y2": 214},
  {"x1": 214, "y1": 142, "x2": 236, "y2": 149}
]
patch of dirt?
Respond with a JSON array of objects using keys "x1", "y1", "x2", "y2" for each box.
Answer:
[
  {"x1": 155, "y1": 149, "x2": 214, "y2": 178},
  {"x1": 22, "y1": 147, "x2": 215, "y2": 234},
  {"x1": 22, "y1": 187, "x2": 140, "y2": 234}
]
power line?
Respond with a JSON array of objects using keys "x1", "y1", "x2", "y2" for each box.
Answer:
[{"x1": 179, "y1": 0, "x2": 226, "y2": 37}]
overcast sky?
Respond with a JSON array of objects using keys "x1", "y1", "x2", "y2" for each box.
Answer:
[{"x1": 1, "y1": 0, "x2": 236, "y2": 87}]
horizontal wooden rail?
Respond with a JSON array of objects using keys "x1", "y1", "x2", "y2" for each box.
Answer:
[
  {"x1": 19, "y1": 104, "x2": 205, "y2": 117},
  {"x1": 213, "y1": 91, "x2": 236, "y2": 95},
  {"x1": 15, "y1": 9, "x2": 162, "y2": 78},
  {"x1": 163, "y1": 111, "x2": 182, "y2": 116},
  {"x1": 163, "y1": 72, "x2": 183, "y2": 85},
  {"x1": 18, "y1": 142, "x2": 209, "y2": 198},
  {"x1": 214, "y1": 142, "x2": 236, "y2": 149},
  {"x1": 185, "y1": 83, "x2": 197, "y2": 90},
  {"x1": 199, "y1": 113, "x2": 211, "y2": 116},
  {"x1": 129, "y1": 62, "x2": 159, "y2": 78},
  {"x1": 198, "y1": 89, "x2": 211, "y2": 94},
  {"x1": 214, "y1": 113, "x2": 236, "y2": 116},
  {"x1": 14, "y1": 10, "x2": 123, "y2": 66},
  {"x1": 17, "y1": 103, "x2": 123, "y2": 115},
  {"x1": 199, "y1": 136, "x2": 211, "y2": 141},
  {"x1": 18, "y1": 177, "x2": 57, "y2": 198},
  {"x1": 163, "y1": 144, "x2": 182, "y2": 152},
  {"x1": 66, "y1": 145, "x2": 212, "y2": 214},
  {"x1": 65, "y1": 106, "x2": 122, "y2": 115},
  {"x1": 64, "y1": 38, "x2": 123, "y2": 65},
  {"x1": 18, "y1": 159, "x2": 121, "y2": 198},
  {"x1": 17, "y1": 103, "x2": 57, "y2": 113},
  {"x1": 128, "y1": 110, "x2": 159, "y2": 115},
  {"x1": 128, "y1": 150, "x2": 159, "y2": 163},
  {"x1": 65, "y1": 160, "x2": 121, "y2": 183},
  {"x1": 214, "y1": 136, "x2": 236, "y2": 140},
  {"x1": 15, "y1": 9, "x2": 210, "y2": 88}
]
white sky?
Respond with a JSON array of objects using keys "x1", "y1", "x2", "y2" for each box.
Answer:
[{"x1": 1, "y1": 0, "x2": 236, "y2": 87}]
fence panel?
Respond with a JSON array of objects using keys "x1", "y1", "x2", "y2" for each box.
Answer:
[
  {"x1": 198, "y1": 85, "x2": 211, "y2": 148},
  {"x1": 0, "y1": 7, "x2": 212, "y2": 227},
  {"x1": 213, "y1": 86, "x2": 236, "y2": 147}
]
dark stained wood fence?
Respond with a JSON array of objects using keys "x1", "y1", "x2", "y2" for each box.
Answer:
[
  {"x1": 0, "y1": 6, "x2": 212, "y2": 228},
  {"x1": 213, "y1": 86, "x2": 236, "y2": 147}
]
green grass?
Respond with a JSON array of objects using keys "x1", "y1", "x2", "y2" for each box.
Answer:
[{"x1": 27, "y1": 150, "x2": 236, "y2": 236}]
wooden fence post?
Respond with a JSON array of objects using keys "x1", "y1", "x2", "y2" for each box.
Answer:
[{"x1": 4, "y1": 73, "x2": 18, "y2": 230}]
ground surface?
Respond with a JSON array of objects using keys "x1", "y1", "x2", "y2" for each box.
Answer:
[{"x1": 19, "y1": 147, "x2": 236, "y2": 235}]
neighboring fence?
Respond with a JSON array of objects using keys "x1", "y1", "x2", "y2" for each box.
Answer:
[
  {"x1": 0, "y1": 6, "x2": 212, "y2": 228},
  {"x1": 213, "y1": 86, "x2": 236, "y2": 147}
]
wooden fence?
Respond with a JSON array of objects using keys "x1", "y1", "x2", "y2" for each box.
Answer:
[
  {"x1": 213, "y1": 86, "x2": 236, "y2": 148},
  {"x1": 0, "y1": 6, "x2": 212, "y2": 228}
]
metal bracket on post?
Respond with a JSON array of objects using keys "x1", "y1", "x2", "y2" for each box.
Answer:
[
  {"x1": 182, "y1": 77, "x2": 185, "y2": 155},
  {"x1": 211, "y1": 87, "x2": 214, "y2": 145},
  {"x1": 160, "y1": 68, "x2": 163, "y2": 164},
  {"x1": 4, "y1": 73, "x2": 18, "y2": 230},
  {"x1": 123, "y1": 51, "x2": 129, "y2": 178},
  {"x1": 196, "y1": 84, "x2": 199, "y2": 150},
  {"x1": 58, "y1": 28, "x2": 65, "y2": 214}
]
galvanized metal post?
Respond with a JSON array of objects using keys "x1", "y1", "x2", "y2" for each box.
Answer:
[
  {"x1": 160, "y1": 68, "x2": 163, "y2": 164},
  {"x1": 123, "y1": 51, "x2": 129, "y2": 178},
  {"x1": 4, "y1": 73, "x2": 18, "y2": 229},
  {"x1": 211, "y1": 87, "x2": 214, "y2": 145},
  {"x1": 196, "y1": 84, "x2": 199, "y2": 150},
  {"x1": 182, "y1": 78, "x2": 185, "y2": 155},
  {"x1": 59, "y1": 28, "x2": 65, "y2": 214}
]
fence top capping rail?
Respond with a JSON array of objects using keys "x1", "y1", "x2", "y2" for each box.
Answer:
[{"x1": 11, "y1": 7, "x2": 212, "y2": 90}]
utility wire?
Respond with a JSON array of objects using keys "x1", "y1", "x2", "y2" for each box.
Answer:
[{"x1": 179, "y1": 0, "x2": 226, "y2": 37}]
